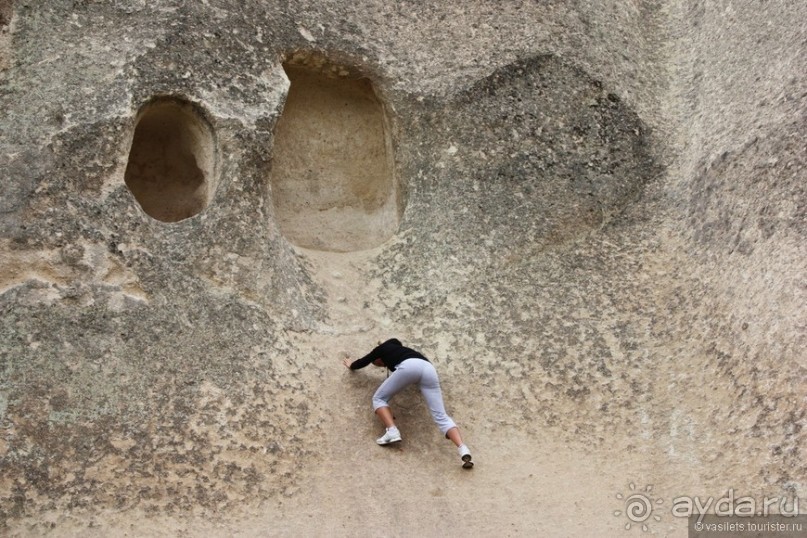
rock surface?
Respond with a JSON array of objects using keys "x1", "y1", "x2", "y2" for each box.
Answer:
[{"x1": 0, "y1": 1, "x2": 804, "y2": 536}]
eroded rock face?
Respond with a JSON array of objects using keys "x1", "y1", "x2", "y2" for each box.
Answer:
[
  {"x1": 0, "y1": 0, "x2": 803, "y2": 535},
  {"x1": 388, "y1": 54, "x2": 658, "y2": 278},
  {"x1": 0, "y1": 1, "x2": 11, "y2": 72}
]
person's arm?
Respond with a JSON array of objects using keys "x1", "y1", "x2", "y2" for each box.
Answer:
[{"x1": 342, "y1": 345, "x2": 382, "y2": 370}]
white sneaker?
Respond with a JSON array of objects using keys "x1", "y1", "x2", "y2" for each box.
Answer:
[
  {"x1": 376, "y1": 428, "x2": 402, "y2": 445},
  {"x1": 458, "y1": 445, "x2": 473, "y2": 469}
]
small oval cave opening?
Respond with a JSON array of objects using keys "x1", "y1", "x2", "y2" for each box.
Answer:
[{"x1": 124, "y1": 97, "x2": 216, "y2": 223}]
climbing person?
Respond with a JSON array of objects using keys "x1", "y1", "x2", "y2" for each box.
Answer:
[{"x1": 342, "y1": 338, "x2": 473, "y2": 469}]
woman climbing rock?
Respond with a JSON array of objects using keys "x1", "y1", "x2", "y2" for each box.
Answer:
[{"x1": 342, "y1": 338, "x2": 473, "y2": 469}]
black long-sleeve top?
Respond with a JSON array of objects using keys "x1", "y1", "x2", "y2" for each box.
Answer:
[{"x1": 349, "y1": 339, "x2": 429, "y2": 372}]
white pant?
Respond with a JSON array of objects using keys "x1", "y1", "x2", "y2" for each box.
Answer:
[{"x1": 372, "y1": 358, "x2": 457, "y2": 434}]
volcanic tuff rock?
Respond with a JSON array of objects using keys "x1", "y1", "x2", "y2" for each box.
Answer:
[{"x1": 0, "y1": 1, "x2": 804, "y2": 535}]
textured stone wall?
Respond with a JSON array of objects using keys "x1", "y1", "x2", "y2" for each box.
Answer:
[
  {"x1": 655, "y1": 0, "x2": 806, "y2": 497},
  {"x1": 0, "y1": 1, "x2": 803, "y2": 535},
  {"x1": 0, "y1": 0, "x2": 11, "y2": 72}
]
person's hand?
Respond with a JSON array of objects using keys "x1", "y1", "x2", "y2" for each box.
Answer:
[{"x1": 342, "y1": 357, "x2": 353, "y2": 370}]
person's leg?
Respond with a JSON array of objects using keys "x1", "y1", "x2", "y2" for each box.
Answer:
[
  {"x1": 445, "y1": 426, "x2": 463, "y2": 447},
  {"x1": 420, "y1": 363, "x2": 473, "y2": 468},
  {"x1": 371, "y1": 360, "x2": 420, "y2": 443},
  {"x1": 375, "y1": 405, "x2": 395, "y2": 428},
  {"x1": 418, "y1": 362, "x2": 458, "y2": 437}
]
